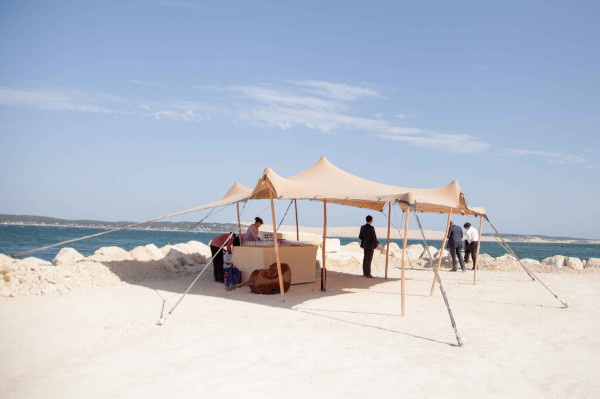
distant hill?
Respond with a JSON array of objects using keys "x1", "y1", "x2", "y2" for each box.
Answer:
[{"x1": 0, "y1": 214, "x2": 240, "y2": 233}]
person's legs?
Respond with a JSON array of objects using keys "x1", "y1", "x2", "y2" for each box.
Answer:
[
  {"x1": 470, "y1": 241, "x2": 478, "y2": 265},
  {"x1": 464, "y1": 240, "x2": 471, "y2": 264},
  {"x1": 458, "y1": 246, "x2": 466, "y2": 271},
  {"x1": 363, "y1": 248, "x2": 374, "y2": 276},
  {"x1": 210, "y1": 246, "x2": 224, "y2": 282},
  {"x1": 449, "y1": 246, "x2": 458, "y2": 270}
]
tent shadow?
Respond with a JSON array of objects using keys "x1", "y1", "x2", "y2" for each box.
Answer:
[{"x1": 98, "y1": 259, "x2": 456, "y2": 345}]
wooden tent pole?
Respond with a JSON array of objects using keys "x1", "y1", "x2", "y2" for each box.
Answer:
[
  {"x1": 269, "y1": 190, "x2": 285, "y2": 301},
  {"x1": 321, "y1": 200, "x2": 327, "y2": 291},
  {"x1": 236, "y1": 202, "x2": 243, "y2": 245},
  {"x1": 385, "y1": 202, "x2": 392, "y2": 279},
  {"x1": 430, "y1": 208, "x2": 452, "y2": 296},
  {"x1": 474, "y1": 215, "x2": 483, "y2": 285},
  {"x1": 401, "y1": 208, "x2": 410, "y2": 316},
  {"x1": 294, "y1": 199, "x2": 299, "y2": 241}
]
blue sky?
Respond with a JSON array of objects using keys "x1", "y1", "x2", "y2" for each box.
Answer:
[{"x1": 1, "y1": 0, "x2": 599, "y2": 239}]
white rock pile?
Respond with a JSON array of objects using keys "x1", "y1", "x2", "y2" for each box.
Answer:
[{"x1": 0, "y1": 240, "x2": 212, "y2": 298}]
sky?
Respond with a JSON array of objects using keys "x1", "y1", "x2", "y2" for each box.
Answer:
[{"x1": 0, "y1": 0, "x2": 599, "y2": 239}]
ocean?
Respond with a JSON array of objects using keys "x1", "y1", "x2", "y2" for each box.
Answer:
[{"x1": 1, "y1": 225, "x2": 599, "y2": 263}]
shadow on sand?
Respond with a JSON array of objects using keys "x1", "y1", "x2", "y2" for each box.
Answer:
[{"x1": 99, "y1": 258, "x2": 461, "y2": 346}]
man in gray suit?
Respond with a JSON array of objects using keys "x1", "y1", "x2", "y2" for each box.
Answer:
[{"x1": 446, "y1": 221, "x2": 466, "y2": 272}]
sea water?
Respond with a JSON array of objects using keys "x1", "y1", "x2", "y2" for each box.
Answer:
[{"x1": 1, "y1": 225, "x2": 598, "y2": 263}]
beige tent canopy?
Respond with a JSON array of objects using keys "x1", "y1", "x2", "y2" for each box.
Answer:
[{"x1": 208, "y1": 156, "x2": 483, "y2": 215}]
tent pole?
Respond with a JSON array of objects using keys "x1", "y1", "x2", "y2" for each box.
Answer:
[
  {"x1": 236, "y1": 202, "x2": 243, "y2": 245},
  {"x1": 401, "y1": 208, "x2": 410, "y2": 316},
  {"x1": 430, "y1": 208, "x2": 452, "y2": 296},
  {"x1": 385, "y1": 202, "x2": 392, "y2": 279},
  {"x1": 269, "y1": 190, "x2": 285, "y2": 302},
  {"x1": 321, "y1": 200, "x2": 327, "y2": 291},
  {"x1": 294, "y1": 199, "x2": 299, "y2": 241},
  {"x1": 473, "y1": 215, "x2": 483, "y2": 285}
]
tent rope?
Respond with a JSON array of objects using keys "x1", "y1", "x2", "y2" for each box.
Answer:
[
  {"x1": 159, "y1": 179, "x2": 268, "y2": 324},
  {"x1": 167, "y1": 205, "x2": 231, "y2": 245},
  {"x1": 487, "y1": 221, "x2": 568, "y2": 308},
  {"x1": 391, "y1": 205, "x2": 415, "y2": 269},
  {"x1": 159, "y1": 231, "x2": 236, "y2": 325},
  {"x1": 276, "y1": 200, "x2": 295, "y2": 232},
  {"x1": 413, "y1": 211, "x2": 465, "y2": 347}
]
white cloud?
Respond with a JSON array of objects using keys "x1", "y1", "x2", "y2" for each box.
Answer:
[
  {"x1": 140, "y1": 101, "x2": 223, "y2": 122},
  {"x1": 288, "y1": 80, "x2": 380, "y2": 101},
  {"x1": 128, "y1": 79, "x2": 164, "y2": 87},
  {"x1": 227, "y1": 82, "x2": 490, "y2": 154},
  {"x1": 395, "y1": 113, "x2": 408, "y2": 119},
  {"x1": 379, "y1": 132, "x2": 491, "y2": 153},
  {"x1": 0, "y1": 87, "x2": 117, "y2": 114},
  {"x1": 229, "y1": 85, "x2": 347, "y2": 112},
  {"x1": 500, "y1": 148, "x2": 586, "y2": 165}
]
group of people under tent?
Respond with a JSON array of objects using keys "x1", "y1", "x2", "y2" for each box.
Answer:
[
  {"x1": 208, "y1": 213, "x2": 480, "y2": 284},
  {"x1": 208, "y1": 217, "x2": 264, "y2": 283},
  {"x1": 358, "y1": 215, "x2": 479, "y2": 277}
]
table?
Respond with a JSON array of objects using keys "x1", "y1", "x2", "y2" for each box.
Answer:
[{"x1": 232, "y1": 245, "x2": 319, "y2": 284}]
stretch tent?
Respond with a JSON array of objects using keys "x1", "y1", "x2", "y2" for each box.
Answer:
[{"x1": 13, "y1": 156, "x2": 566, "y2": 346}]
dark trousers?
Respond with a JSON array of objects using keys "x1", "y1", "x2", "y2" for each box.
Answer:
[
  {"x1": 362, "y1": 248, "x2": 374, "y2": 276},
  {"x1": 465, "y1": 241, "x2": 478, "y2": 265},
  {"x1": 210, "y1": 245, "x2": 224, "y2": 283},
  {"x1": 449, "y1": 246, "x2": 465, "y2": 270}
]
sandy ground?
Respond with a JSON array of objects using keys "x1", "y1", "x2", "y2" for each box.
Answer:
[{"x1": 1, "y1": 253, "x2": 599, "y2": 399}]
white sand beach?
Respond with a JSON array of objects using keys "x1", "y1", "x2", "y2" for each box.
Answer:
[{"x1": 1, "y1": 244, "x2": 600, "y2": 399}]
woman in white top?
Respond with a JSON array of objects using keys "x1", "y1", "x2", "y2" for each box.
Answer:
[{"x1": 244, "y1": 217, "x2": 263, "y2": 242}]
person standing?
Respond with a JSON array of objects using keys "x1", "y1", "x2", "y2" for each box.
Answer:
[
  {"x1": 244, "y1": 217, "x2": 263, "y2": 242},
  {"x1": 209, "y1": 233, "x2": 236, "y2": 283},
  {"x1": 359, "y1": 215, "x2": 379, "y2": 278},
  {"x1": 464, "y1": 239, "x2": 471, "y2": 265},
  {"x1": 447, "y1": 221, "x2": 466, "y2": 272},
  {"x1": 464, "y1": 222, "x2": 479, "y2": 269}
]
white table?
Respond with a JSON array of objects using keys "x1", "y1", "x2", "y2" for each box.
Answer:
[{"x1": 232, "y1": 245, "x2": 319, "y2": 284}]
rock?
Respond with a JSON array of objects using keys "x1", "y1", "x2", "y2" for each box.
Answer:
[
  {"x1": 434, "y1": 248, "x2": 450, "y2": 260},
  {"x1": 406, "y1": 244, "x2": 425, "y2": 261},
  {"x1": 172, "y1": 243, "x2": 193, "y2": 255},
  {"x1": 88, "y1": 246, "x2": 132, "y2": 262},
  {"x1": 496, "y1": 254, "x2": 517, "y2": 263},
  {"x1": 344, "y1": 242, "x2": 361, "y2": 249},
  {"x1": 520, "y1": 258, "x2": 541, "y2": 266},
  {"x1": 419, "y1": 246, "x2": 438, "y2": 260},
  {"x1": 52, "y1": 248, "x2": 85, "y2": 266},
  {"x1": 384, "y1": 243, "x2": 402, "y2": 257},
  {"x1": 186, "y1": 241, "x2": 212, "y2": 258},
  {"x1": 129, "y1": 246, "x2": 157, "y2": 262},
  {"x1": 160, "y1": 245, "x2": 177, "y2": 256},
  {"x1": 586, "y1": 258, "x2": 600, "y2": 268},
  {"x1": 476, "y1": 253, "x2": 495, "y2": 267},
  {"x1": 565, "y1": 257, "x2": 584, "y2": 271},
  {"x1": 325, "y1": 238, "x2": 341, "y2": 253},
  {"x1": 144, "y1": 244, "x2": 165, "y2": 260},
  {"x1": 324, "y1": 252, "x2": 361, "y2": 271},
  {"x1": 542, "y1": 255, "x2": 566, "y2": 268},
  {"x1": 0, "y1": 254, "x2": 17, "y2": 274},
  {"x1": 20, "y1": 257, "x2": 52, "y2": 267}
]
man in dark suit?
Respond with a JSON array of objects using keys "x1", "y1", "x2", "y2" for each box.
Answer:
[
  {"x1": 359, "y1": 215, "x2": 379, "y2": 278},
  {"x1": 446, "y1": 221, "x2": 466, "y2": 272}
]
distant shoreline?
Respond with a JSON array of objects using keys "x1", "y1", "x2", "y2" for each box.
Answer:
[{"x1": 3, "y1": 222, "x2": 599, "y2": 245}]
